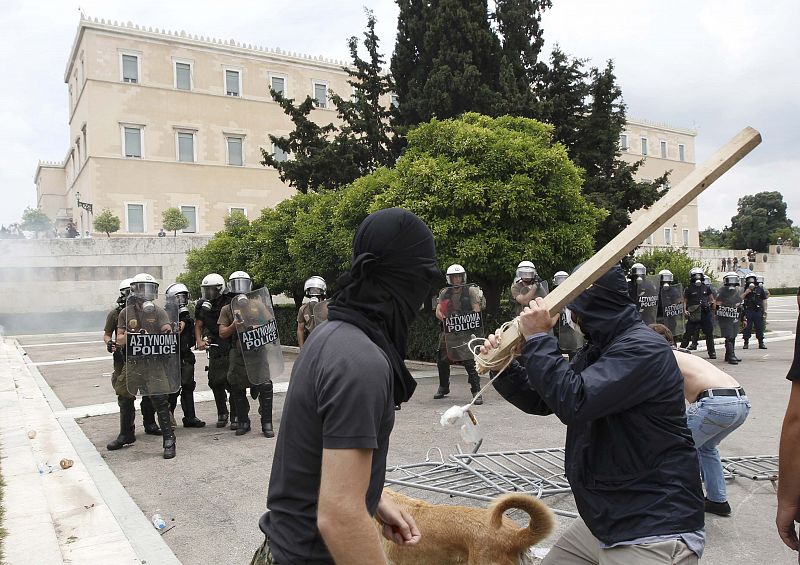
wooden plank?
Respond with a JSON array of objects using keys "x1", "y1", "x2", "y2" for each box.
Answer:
[{"x1": 476, "y1": 126, "x2": 761, "y2": 373}]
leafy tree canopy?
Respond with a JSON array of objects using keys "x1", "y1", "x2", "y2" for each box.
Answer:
[
  {"x1": 20, "y1": 207, "x2": 51, "y2": 236},
  {"x1": 727, "y1": 191, "x2": 792, "y2": 251},
  {"x1": 636, "y1": 248, "x2": 711, "y2": 287},
  {"x1": 93, "y1": 209, "x2": 121, "y2": 237},
  {"x1": 162, "y1": 207, "x2": 189, "y2": 236}
]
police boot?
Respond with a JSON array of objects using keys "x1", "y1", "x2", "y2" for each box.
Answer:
[
  {"x1": 212, "y1": 387, "x2": 229, "y2": 428},
  {"x1": 434, "y1": 358, "x2": 450, "y2": 399},
  {"x1": 706, "y1": 339, "x2": 716, "y2": 359},
  {"x1": 724, "y1": 340, "x2": 738, "y2": 365},
  {"x1": 229, "y1": 389, "x2": 240, "y2": 431},
  {"x1": 466, "y1": 364, "x2": 483, "y2": 406},
  {"x1": 234, "y1": 392, "x2": 251, "y2": 436},
  {"x1": 758, "y1": 340, "x2": 768, "y2": 350},
  {"x1": 155, "y1": 399, "x2": 176, "y2": 460},
  {"x1": 258, "y1": 382, "x2": 275, "y2": 438},
  {"x1": 731, "y1": 341, "x2": 741, "y2": 362},
  {"x1": 141, "y1": 396, "x2": 161, "y2": 435},
  {"x1": 742, "y1": 339, "x2": 749, "y2": 349},
  {"x1": 180, "y1": 382, "x2": 206, "y2": 428},
  {"x1": 107, "y1": 397, "x2": 136, "y2": 450},
  {"x1": 688, "y1": 340, "x2": 698, "y2": 351}
]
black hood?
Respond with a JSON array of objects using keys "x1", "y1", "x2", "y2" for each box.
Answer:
[{"x1": 568, "y1": 265, "x2": 642, "y2": 349}]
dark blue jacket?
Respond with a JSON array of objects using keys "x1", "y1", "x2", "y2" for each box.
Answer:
[{"x1": 493, "y1": 266, "x2": 704, "y2": 544}]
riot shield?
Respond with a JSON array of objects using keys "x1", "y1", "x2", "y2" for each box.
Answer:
[
  {"x1": 557, "y1": 306, "x2": 584, "y2": 353},
  {"x1": 440, "y1": 284, "x2": 485, "y2": 362},
  {"x1": 715, "y1": 286, "x2": 742, "y2": 339},
  {"x1": 658, "y1": 282, "x2": 685, "y2": 338},
  {"x1": 511, "y1": 279, "x2": 549, "y2": 317},
  {"x1": 633, "y1": 276, "x2": 659, "y2": 325},
  {"x1": 233, "y1": 288, "x2": 284, "y2": 385},
  {"x1": 123, "y1": 296, "x2": 181, "y2": 396}
]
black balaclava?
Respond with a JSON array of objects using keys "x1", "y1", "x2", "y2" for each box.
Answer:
[{"x1": 327, "y1": 208, "x2": 440, "y2": 405}]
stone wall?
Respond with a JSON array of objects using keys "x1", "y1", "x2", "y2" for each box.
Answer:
[{"x1": 0, "y1": 236, "x2": 211, "y2": 333}]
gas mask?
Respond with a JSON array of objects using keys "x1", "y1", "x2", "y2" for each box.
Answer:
[
  {"x1": 748, "y1": 283, "x2": 755, "y2": 289},
  {"x1": 694, "y1": 279, "x2": 702, "y2": 287},
  {"x1": 142, "y1": 301, "x2": 156, "y2": 314},
  {"x1": 309, "y1": 296, "x2": 320, "y2": 304}
]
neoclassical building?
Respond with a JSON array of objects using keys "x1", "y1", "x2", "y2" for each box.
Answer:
[{"x1": 36, "y1": 16, "x2": 698, "y2": 246}]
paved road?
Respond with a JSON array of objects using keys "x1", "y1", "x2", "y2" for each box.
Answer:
[{"x1": 12, "y1": 296, "x2": 800, "y2": 564}]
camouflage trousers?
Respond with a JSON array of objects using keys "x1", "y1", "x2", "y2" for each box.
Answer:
[{"x1": 250, "y1": 538, "x2": 279, "y2": 565}]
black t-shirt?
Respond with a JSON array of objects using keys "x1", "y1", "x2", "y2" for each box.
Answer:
[
  {"x1": 743, "y1": 286, "x2": 769, "y2": 309},
  {"x1": 261, "y1": 320, "x2": 394, "y2": 564},
  {"x1": 684, "y1": 284, "x2": 713, "y2": 308}
]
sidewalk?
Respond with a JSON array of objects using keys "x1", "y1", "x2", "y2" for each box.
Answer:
[{"x1": 0, "y1": 338, "x2": 179, "y2": 564}]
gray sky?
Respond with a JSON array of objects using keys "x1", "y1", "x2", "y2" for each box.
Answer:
[{"x1": 2, "y1": 0, "x2": 798, "y2": 230}]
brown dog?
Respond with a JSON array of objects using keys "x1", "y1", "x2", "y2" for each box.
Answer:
[{"x1": 378, "y1": 488, "x2": 555, "y2": 565}]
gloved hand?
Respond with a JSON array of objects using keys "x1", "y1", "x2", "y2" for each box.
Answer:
[{"x1": 106, "y1": 339, "x2": 115, "y2": 353}]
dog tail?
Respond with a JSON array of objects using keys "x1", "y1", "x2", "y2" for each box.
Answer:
[{"x1": 487, "y1": 493, "x2": 555, "y2": 549}]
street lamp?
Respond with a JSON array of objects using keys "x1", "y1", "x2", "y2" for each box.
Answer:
[
  {"x1": 76, "y1": 191, "x2": 93, "y2": 236},
  {"x1": 672, "y1": 222, "x2": 678, "y2": 247}
]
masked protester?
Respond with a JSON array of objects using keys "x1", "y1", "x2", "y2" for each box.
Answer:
[
  {"x1": 741, "y1": 274, "x2": 769, "y2": 349},
  {"x1": 680, "y1": 268, "x2": 717, "y2": 359},
  {"x1": 297, "y1": 276, "x2": 329, "y2": 348},
  {"x1": 252, "y1": 208, "x2": 438, "y2": 565},
  {"x1": 484, "y1": 265, "x2": 704, "y2": 564}
]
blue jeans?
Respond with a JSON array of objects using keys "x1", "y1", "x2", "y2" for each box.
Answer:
[{"x1": 686, "y1": 394, "x2": 750, "y2": 503}]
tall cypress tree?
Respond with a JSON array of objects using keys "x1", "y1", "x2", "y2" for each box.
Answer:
[
  {"x1": 391, "y1": 0, "x2": 503, "y2": 126},
  {"x1": 536, "y1": 46, "x2": 589, "y2": 154}
]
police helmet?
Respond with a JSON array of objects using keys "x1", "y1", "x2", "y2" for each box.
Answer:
[
  {"x1": 658, "y1": 269, "x2": 673, "y2": 285},
  {"x1": 516, "y1": 261, "x2": 537, "y2": 282},
  {"x1": 201, "y1": 273, "x2": 226, "y2": 300},
  {"x1": 130, "y1": 273, "x2": 158, "y2": 301},
  {"x1": 166, "y1": 282, "x2": 190, "y2": 307},
  {"x1": 119, "y1": 277, "x2": 133, "y2": 297},
  {"x1": 744, "y1": 274, "x2": 757, "y2": 288},
  {"x1": 553, "y1": 270, "x2": 569, "y2": 287},
  {"x1": 304, "y1": 276, "x2": 327, "y2": 298},
  {"x1": 723, "y1": 272, "x2": 740, "y2": 287},
  {"x1": 228, "y1": 271, "x2": 252, "y2": 295},
  {"x1": 755, "y1": 274, "x2": 765, "y2": 286},
  {"x1": 630, "y1": 263, "x2": 646, "y2": 280},
  {"x1": 446, "y1": 264, "x2": 467, "y2": 285}
]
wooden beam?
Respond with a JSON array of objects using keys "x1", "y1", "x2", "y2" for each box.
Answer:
[{"x1": 476, "y1": 126, "x2": 761, "y2": 373}]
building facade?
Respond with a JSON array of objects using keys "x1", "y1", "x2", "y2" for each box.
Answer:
[
  {"x1": 36, "y1": 17, "x2": 699, "y2": 246},
  {"x1": 621, "y1": 118, "x2": 699, "y2": 247},
  {"x1": 35, "y1": 17, "x2": 359, "y2": 236}
]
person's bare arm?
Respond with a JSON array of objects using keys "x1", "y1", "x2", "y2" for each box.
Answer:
[
  {"x1": 219, "y1": 322, "x2": 237, "y2": 339},
  {"x1": 195, "y1": 319, "x2": 207, "y2": 350},
  {"x1": 435, "y1": 302, "x2": 445, "y2": 321},
  {"x1": 116, "y1": 328, "x2": 126, "y2": 348},
  {"x1": 515, "y1": 285, "x2": 538, "y2": 306},
  {"x1": 778, "y1": 381, "x2": 800, "y2": 550},
  {"x1": 317, "y1": 448, "x2": 387, "y2": 564},
  {"x1": 297, "y1": 321, "x2": 306, "y2": 347}
]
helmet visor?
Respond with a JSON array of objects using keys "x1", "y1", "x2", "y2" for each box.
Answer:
[
  {"x1": 201, "y1": 285, "x2": 221, "y2": 300},
  {"x1": 517, "y1": 267, "x2": 537, "y2": 281},
  {"x1": 229, "y1": 278, "x2": 252, "y2": 295},
  {"x1": 132, "y1": 281, "x2": 158, "y2": 301}
]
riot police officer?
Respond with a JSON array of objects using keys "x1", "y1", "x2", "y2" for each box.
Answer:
[
  {"x1": 218, "y1": 271, "x2": 276, "y2": 437},
  {"x1": 680, "y1": 267, "x2": 717, "y2": 359},
  {"x1": 715, "y1": 272, "x2": 743, "y2": 365},
  {"x1": 628, "y1": 263, "x2": 658, "y2": 325},
  {"x1": 510, "y1": 261, "x2": 546, "y2": 316},
  {"x1": 113, "y1": 273, "x2": 178, "y2": 459},
  {"x1": 435, "y1": 264, "x2": 484, "y2": 404},
  {"x1": 656, "y1": 269, "x2": 684, "y2": 338},
  {"x1": 195, "y1": 273, "x2": 235, "y2": 428},
  {"x1": 297, "y1": 276, "x2": 329, "y2": 348},
  {"x1": 628, "y1": 263, "x2": 647, "y2": 302},
  {"x1": 165, "y1": 283, "x2": 206, "y2": 428},
  {"x1": 742, "y1": 273, "x2": 770, "y2": 349},
  {"x1": 552, "y1": 270, "x2": 582, "y2": 360}
]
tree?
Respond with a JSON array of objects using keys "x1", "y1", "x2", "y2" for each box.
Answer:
[
  {"x1": 770, "y1": 226, "x2": 800, "y2": 246},
  {"x1": 370, "y1": 113, "x2": 604, "y2": 312},
  {"x1": 391, "y1": 0, "x2": 503, "y2": 126},
  {"x1": 699, "y1": 226, "x2": 729, "y2": 248},
  {"x1": 636, "y1": 248, "x2": 710, "y2": 288},
  {"x1": 727, "y1": 191, "x2": 793, "y2": 251},
  {"x1": 93, "y1": 209, "x2": 121, "y2": 237},
  {"x1": 20, "y1": 207, "x2": 51, "y2": 238},
  {"x1": 162, "y1": 207, "x2": 189, "y2": 236},
  {"x1": 262, "y1": 11, "x2": 397, "y2": 193},
  {"x1": 535, "y1": 47, "x2": 589, "y2": 155}
]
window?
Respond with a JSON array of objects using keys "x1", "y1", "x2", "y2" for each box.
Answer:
[
  {"x1": 678, "y1": 144, "x2": 686, "y2": 162},
  {"x1": 225, "y1": 69, "x2": 240, "y2": 96},
  {"x1": 644, "y1": 235, "x2": 653, "y2": 245},
  {"x1": 619, "y1": 133, "x2": 628, "y2": 151},
  {"x1": 660, "y1": 140, "x2": 667, "y2": 159},
  {"x1": 664, "y1": 228, "x2": 672, "y2": 246},
  {"x1": 177, "y1": 132, "x2": 195, "y2": 162},
  {"x1": 640, "y1": 137, "x2": 648, "y2": 156},
  {"x1": 227, "y1": 136, "x2": 243, "y2": 166},
  {"x1": 123, "y1": 126, "x2": 142, "y2": 158},
  {"x1": 270, "y1": 75, "x2": 286, "y2": 96},
  {"x1": 180, "y1": 206, "x2": 197, "y2": 233},
  {"x1": 175, "y1": 62, "x2": 192, "y2": 90},
  {"x1": 272, "y1": 143, "x2": 288, "y2": 162},
  {"x1": 391, "y1": 94, "x2": 399, "y2": 108},
  {"x1": 127, "y1": 204, "x2": 144, "y2": 233},
  {"x1": 313, "y1": 81, "x2": 328, "y2": 108},
  {"x1": 122, "y1": 54, "x2": 139, "y2": 83},
  {"x1": 682, "y1": 228, "x2": 690, "y2": 246},
  {"x1": 82, "y1": 125, "x2": 87, "y2": 156},
  {"x1": 229, "y1": 207, "x2": 247, "y2": 218},
  {"x1": 75, "y1": 140, "x2": 81, "y2": 168}
]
